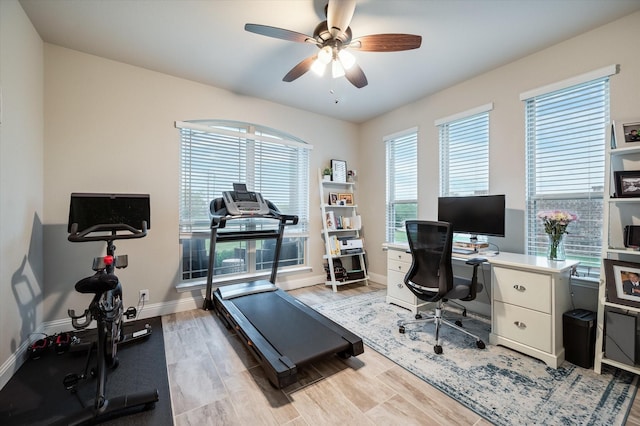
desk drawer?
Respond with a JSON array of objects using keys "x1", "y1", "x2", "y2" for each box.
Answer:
[
  {"x1": 388, "y1": 258, "x2": 411, "y2": 275},
  {"x1": 493, "y1": 301, "x2": 551, "y2": 352},
  {"x1": 493, "y1": 267, "x2": 551, "y2": 313},
  {"x1": 388, "y1": 250, "x2": 412, "y2": 264},
  {"x1": 387, "y1": 270, "x2": 413, "y2": 302}
]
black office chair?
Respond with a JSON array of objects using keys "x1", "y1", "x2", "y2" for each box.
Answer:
[{"x1": 398, "y1": 220, "x2": 486, "y2": 354}]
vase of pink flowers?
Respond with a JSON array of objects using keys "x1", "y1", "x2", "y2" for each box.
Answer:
[{"x1": 537, "y1": 210, "x2": 578, "y2": 261}]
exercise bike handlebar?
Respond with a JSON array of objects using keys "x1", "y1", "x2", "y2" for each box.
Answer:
[{"x1": 68, "y1": 221, "x2": 148, "y2": 243}]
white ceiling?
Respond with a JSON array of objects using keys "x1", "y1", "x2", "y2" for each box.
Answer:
[{"x1": 19, "y1": 0, "x2": 640, "y2": 123}]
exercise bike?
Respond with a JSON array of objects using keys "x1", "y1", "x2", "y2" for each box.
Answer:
[{"x1": 56, "y1": 193, "x2": 159, "y2": 425}]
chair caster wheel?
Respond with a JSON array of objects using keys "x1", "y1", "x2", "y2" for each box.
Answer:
[
  {"x1": 399, "y1": 326, "x2": 405, "y2": 334},
  {"x1": 477, "y1": 340, "x2": 486, "y2": 349},
  {"x1": 455, "y1": 320, "x2": 463, "y2": 327},
  {"x1": 415, "y1": 313, "x2": 422, "y2": 320},
  {"x1": 434, "y1": 345, "x2": 443, "y2": 354}
]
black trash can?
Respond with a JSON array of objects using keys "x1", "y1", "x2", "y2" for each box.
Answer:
[{"x1": 563, "y1": 309, "x2": 596, "y2": 368}]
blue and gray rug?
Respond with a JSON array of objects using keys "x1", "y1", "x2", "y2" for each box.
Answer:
[{"x1": 314, "y1": 291, "x2": 638, "y2": 425}]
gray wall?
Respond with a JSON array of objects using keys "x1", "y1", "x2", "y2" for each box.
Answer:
[{"x1": 0, "y1": 0, "x2": 44, "y2": 388}]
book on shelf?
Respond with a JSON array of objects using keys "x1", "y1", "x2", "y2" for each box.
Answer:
[{"x1": 332, "y1": 215, "x2": 361, "y2": 231}]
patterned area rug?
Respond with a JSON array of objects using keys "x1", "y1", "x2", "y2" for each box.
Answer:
[{"x1": 314, "y1": 291, "x2": 638, "y2": 426}]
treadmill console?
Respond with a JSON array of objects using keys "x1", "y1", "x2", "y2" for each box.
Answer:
[{"x1": 221, "y1": 183, "x2": 271, "y2": 215}]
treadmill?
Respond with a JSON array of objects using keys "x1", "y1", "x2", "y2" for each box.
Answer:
[{"x1": 203, "y1": 184, "x2": 364, "y2": 388}]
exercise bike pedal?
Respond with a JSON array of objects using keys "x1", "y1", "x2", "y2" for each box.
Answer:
[
  {"x1": 63, "y1": 372, "x2": 82, "y2": 390},
  {"x1": 124, "y1": 306, "x2": 137, "y2": 319}
]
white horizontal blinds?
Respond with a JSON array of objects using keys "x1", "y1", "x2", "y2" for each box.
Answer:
[
  {"x1": 178, "y1": 121, "x2": 310, "y2": 236},
  {"x1": 179, "y1": 126, "x2": 247, "y2": 233},
  {"x1": 525, "y1": 77, "x2": 608, "y2": 275},
  {"x1": 385, "y1": 130, "x2": 418, "y2": 242},
  {"x1": 252, "y1": 133, "x2": 309, "y2": 236},
  {"x1": 439, "y1": 111, "x2": 489, "y2": 196}
]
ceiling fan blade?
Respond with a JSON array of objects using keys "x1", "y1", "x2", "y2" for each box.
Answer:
[
  {"x1": 245, "y1": 23, "x2": 316, "y2": 44},
  {"x1": 345, "y1": 63, "x2": 368, "y2": 88},
  {"x1": 350, "y1": 34, "x2": 422, "y2": 52},
  {"x1": 283, "y1": 55, "x2": 317, "y2": 82},
  {"x1": 327, "y1": 0, "x2": 356, "y2": 40}
]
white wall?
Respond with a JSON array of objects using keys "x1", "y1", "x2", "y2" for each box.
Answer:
[
  {"x1": 42, "y1": 44, "x2": 360, "y2": 321},
  {"x1": 0, "y1": 0, "x2": 44, "y2": 388},
  {"x1": 359, "y1": 11, "x2": 640, "y2": 311}
]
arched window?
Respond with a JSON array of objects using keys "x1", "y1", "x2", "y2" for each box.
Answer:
[{"x1": 176, "y1": 120, "x2": 311, "y2": 284}]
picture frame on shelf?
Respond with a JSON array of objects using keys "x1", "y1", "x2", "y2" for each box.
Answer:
[
  {"x1": 328, "y1": 192, "x2": 339, "y2": 205},
  {"x1": 338, "y1": 193, "x2": 354, "y2": 205},
  {"x1": 604, "y1": 259, "x2": 640, "y2": 309},
  {"x1": 616, "y1": 120, "x2": 640, "y2": 145},
  {"x1": 614, "y1": 171, "x2": 640, "y2": 198},
  {"x1": 331, "y1": 159, "x2": 347, "y2": 183},
  {"x1": 325, "y1": 211, "x2": 336, "y2": 230}
]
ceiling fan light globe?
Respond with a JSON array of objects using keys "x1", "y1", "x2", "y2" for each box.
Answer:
[
  {"x1": 311, "y1": 58, "x2": 327, "y2": 76},
  {"x1": 338, "y1": 49, "x2": 356, "y2": 70},
  {"x1": 317, "y1": 46, "x2": 332, "y2": 64},
  {"x1": 332, "y1": 60, "x2": 345, "y2": 79}
]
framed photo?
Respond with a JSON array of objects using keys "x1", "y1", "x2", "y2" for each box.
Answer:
[
  {"x1": 325, "y1": 211, "x2": 336, "y2": 230},
  {"x1": 331, "y1": 159, "x2": 347, "y2": 183},
  {"x1": 616, "y1": 120, "x2": 640, "y2": 145},
  {"x1": 614, "y1": 171, "x2": 640, "y2": 198},
  {"x1": 328, "y1": 192, "x2": 339, "y2": 205},
  {"x1": 338, "y1": 193, "x2": 354, "y2": 205},
  {"x1": 604, "y1": 258, "x2": 640, "y2": 308}
]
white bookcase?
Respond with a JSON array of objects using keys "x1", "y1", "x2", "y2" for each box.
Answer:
[
  {"x1": 319, "y1": 170, "x2": 369, "y2": 292},
  {"x1": 594, "y1": 126, "x2": 640, "y2": 375}
]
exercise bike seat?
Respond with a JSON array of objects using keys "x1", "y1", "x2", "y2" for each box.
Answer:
[{"x1": 75, "y1": 272, "x2": 119, "y2": 295}]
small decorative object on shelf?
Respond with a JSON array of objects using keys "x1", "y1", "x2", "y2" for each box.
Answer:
[
  {"x1": 322, "y1": 167, "x2": 332, "y2": 181},
  {"x1": 538, "y1": 210, "x2": 577, "y2": 261}
]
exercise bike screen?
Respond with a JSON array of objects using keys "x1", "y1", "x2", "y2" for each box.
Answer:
[{"x1": 68, "y1": 193, "x2": 151, "y2": 233}]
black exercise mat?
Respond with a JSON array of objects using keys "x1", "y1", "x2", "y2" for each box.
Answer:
[{"x1": 0, "y1": 317, "x2": 172, "y2": 425}]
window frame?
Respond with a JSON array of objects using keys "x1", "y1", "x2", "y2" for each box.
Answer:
[
  {"x1": 437, "y1": 103, "x2": 493, "y2": 198},
  {"x1": 385, "y1": 128, "x2": 418, "y2": 243},
  {"x1": 522, "y1": 65, "x2": 618, "y2": 279},
  {"x1": 176, "y1": 120, "x2": 312, "y2": 285}
]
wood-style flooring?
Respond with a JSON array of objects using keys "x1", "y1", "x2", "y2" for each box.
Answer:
[{"x1": 161, "y1": 281, "x2": 640, "y2": 425}]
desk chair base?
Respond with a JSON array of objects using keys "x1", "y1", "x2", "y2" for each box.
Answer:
[{"x1": 399, "y1": 303, "x2": 486, "y2": 354}]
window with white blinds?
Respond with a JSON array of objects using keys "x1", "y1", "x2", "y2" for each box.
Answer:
[
  {"x1": 438, "y1": 107, "x2": 490, "y2": 197},
  {"x1": 385, "y1": 129, "x2": 418, "y2": 243},
  {"x1": 524, "y1": 77, "x2": 609, "y2": 278},
  {"x1": 176, "y1": 120, "x2": 311, "y2": 281}
]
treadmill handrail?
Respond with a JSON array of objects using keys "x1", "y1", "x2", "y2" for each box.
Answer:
[
  {"x1": 203, "y1": 209, "x2": 298, "y2": 311},
  {"x1": 210, "y1": 212, "x2": 298, "y2": 230}
]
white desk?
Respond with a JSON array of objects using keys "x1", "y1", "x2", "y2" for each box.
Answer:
[{"x1": 383, "y1": 244, "x2": 579, "y2": 367}]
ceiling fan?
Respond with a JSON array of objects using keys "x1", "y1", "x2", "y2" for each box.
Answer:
[{"x1": 244, "y1": 0, "x2": 422, "y2": 88}]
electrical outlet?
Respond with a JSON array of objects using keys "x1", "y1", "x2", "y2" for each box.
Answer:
[{"x1": 139, "y1": 289, "x2": 150, "y2": 302}]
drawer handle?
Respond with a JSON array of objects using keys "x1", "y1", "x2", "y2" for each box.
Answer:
[
  {"x1": 397, "y1": 283, "x2": 403, "y2": 289},
  {"x1": 513, "y1": 284, "x2": 526, "y2": 292},
  {"x1": 514, "y1": 321, "x2": 527, "y2": 329}
]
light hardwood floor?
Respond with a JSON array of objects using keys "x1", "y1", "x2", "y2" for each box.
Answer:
[{"x1": 161, "y1": 282, "x2": 640, "y2": 425}]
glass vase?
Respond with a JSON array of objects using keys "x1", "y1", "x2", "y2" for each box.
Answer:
[{"x1": 546, "y1": 233, "x2": 566, "y2": 261}]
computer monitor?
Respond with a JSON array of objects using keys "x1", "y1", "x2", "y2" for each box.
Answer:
[
  {"x1": 68, "y1": 193, "x2": 151, "y2": 233},
  {"x1": 437, "y1": 195, "x2": 505, "y2": 240}
]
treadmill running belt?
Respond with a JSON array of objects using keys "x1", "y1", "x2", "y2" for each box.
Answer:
[{"x1": 231, "y1": 291, "x2": 350, "y2": 365}]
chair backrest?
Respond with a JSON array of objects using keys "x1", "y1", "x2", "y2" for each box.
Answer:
[{"x1": 404, "y1": 220, "x2": 454, "y2": 302}]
